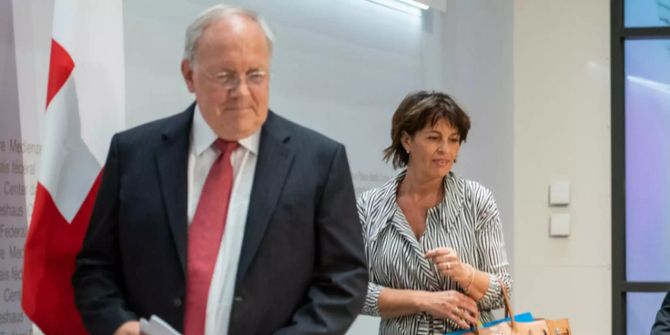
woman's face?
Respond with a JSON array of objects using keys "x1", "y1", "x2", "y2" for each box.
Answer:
[{"x1": 402, "y1": 118, "x2": 461, "y2": 180}]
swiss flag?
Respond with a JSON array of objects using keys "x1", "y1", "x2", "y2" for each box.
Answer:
[{"x1": 22, "y1": 1, "x2": 125, "y2": 334}]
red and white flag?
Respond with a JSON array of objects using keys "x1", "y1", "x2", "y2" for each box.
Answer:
[{"x1": 22, "y1": 1, "x2": 125, "y2": 334}]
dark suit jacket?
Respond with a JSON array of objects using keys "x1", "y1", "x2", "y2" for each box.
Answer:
[
  {"x1": 72, "y1": 104, "x2": 368, "y2": 335},
  {"x1": 652, "y1": 291, "x2": 670, "y2": 335}
]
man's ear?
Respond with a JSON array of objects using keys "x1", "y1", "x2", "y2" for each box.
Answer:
[{"x1": 181, "y1": 59, "x2": 196, "y2": 93}]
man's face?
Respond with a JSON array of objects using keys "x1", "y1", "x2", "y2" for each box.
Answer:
[{"x1": 182, "y1": 15, "x2": 270, "y2": 140}]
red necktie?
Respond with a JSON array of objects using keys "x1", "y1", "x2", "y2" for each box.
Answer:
[{"x1": 184, "y1": 139, "x2": 238, "y2": 335}]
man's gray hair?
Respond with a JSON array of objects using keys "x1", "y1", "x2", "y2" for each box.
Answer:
[{"x1": 183, "y1": 4, "x2": 274, "y2": 63}]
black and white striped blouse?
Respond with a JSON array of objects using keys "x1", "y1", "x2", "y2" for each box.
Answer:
[{"x1": 357, "y1": 171, "x2": 512, "y2": 335}]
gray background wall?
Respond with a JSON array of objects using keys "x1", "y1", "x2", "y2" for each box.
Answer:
[{"x1": 10, "y1": 0, "x2": 612, "y2": 334}]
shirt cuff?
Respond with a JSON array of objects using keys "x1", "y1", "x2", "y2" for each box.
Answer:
[
  {"x1": 362, "y1": 282, "x2": 383, "y2": 316},
  {"x1": 478, "y1": 273, "x2": 505, "y2": 310}
]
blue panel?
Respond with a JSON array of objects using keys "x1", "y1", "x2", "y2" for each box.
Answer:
[
  {"x1": 625, "y1": 39, "x2": 670, "y2": 282},
  {"x1": 628, "y1": 293, "x2": 667, "y2": 334},
  {"x1": 625, "y1": 0, "x2": 670, "y2": 27}
]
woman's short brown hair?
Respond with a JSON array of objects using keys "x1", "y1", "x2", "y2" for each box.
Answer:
[{"x1": 383, "y1": 91, "x2": 471, "y2": 169}]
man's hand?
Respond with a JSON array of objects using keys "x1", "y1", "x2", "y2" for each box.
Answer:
[{"x1": 114, "y1": 321, "x2": 141, "y2": 335}]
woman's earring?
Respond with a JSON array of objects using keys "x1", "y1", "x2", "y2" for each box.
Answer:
[{"x1": 406, "y1": 148, "x2": 410, "y2": 155}]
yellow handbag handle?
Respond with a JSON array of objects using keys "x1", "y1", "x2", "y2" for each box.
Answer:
[
  {"x1": 499, "y1": 277, "x2": 516, "y2": 331},
  {"x1": 468, "y1": 277, "x2": 514, "y2": 335}
]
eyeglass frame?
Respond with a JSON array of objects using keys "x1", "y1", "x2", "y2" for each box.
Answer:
[{"x1": 195, "y1": 64, "x2": 270, "y2": 89}]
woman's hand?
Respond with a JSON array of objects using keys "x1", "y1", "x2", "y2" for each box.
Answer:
[
  {"x1": 425, "y1": 247, "x2": 470, "y2": 283},
  {"x1": 418, "y1": 290, "x2": 480, "y2": 329}
]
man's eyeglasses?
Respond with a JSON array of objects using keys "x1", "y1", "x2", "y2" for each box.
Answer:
[{"x1": 199, "y1": 68, "x2": 268, "y2": 89}]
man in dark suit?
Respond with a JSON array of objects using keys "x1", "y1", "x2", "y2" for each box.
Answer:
[
  {"x1": 72, "y1": 5, "x2": 367, "y2": 335},
  {"x1": 652, "y1": 290, "x2": 670, "y2": 335}
]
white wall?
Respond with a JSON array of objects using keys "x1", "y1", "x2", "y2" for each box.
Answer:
[
  {"x1": 513, "y1": 1, "x2": 612, "y2": 334},
  {"x1": 443, "y1": 0, "x2": 515, "y2": 272},
  {"x1": 0, "y1": 1, "x2": 35, "y2": 332}
]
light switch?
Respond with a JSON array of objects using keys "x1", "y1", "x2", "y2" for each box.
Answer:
[
  {"x1": 549, "y1": 181, "x2": 570, "y2": 206},
  {"x1": 550, "y1": 213, "x2": 570, "y2": 237}
]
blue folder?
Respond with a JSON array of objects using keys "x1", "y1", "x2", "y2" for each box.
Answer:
[{"x1": 444, "y1": 312, "x2": 535, "y2": 335}]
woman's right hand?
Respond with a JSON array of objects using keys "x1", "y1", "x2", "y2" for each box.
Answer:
[{"x1": 418, "y1": 290, "x2": 479, "y2": 329}]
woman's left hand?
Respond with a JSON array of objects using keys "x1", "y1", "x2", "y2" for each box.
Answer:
[{"x1": 425, "y1": 247, "x2": 469, "y2": 283}]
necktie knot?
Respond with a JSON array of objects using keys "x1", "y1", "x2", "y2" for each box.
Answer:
[{"x1": 215, "y1": 139, "x2": 238, "y2": 155}]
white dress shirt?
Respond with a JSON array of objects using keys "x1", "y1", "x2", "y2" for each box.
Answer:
[{"x1": 187, "y1": 105, "x2": 260, "y2": 335}]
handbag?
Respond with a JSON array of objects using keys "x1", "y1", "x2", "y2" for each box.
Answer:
[{"x1": 453, "y1": 280, "x2": 571, "y2": 335}]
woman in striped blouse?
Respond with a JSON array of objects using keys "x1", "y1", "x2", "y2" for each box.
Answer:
[{"x1": 358, "y1": 91, "x2": 512, "y2": 334}]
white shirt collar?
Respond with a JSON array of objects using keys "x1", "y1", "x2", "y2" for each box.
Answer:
[{"x1": 192, "y1": 104, "x2": 261, "y2": 155}]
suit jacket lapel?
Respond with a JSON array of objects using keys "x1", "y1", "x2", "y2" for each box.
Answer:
[
  {"x1": 236, "y1": 112, "x2": 294, "y2": 284},
  {"x1": 155, "y1": 104, "x2": 194, "y2": 275}
]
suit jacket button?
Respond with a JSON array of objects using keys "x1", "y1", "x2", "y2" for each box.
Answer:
[
  {"x1": 233, "y1": 295, "x2": 243, "y2": 303},
  {"x1": 173, "y1": 298, "x2": 182, "y2": 307}
]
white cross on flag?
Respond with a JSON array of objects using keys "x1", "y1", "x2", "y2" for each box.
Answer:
[{"x1": 22, "y1": 1, "x2": 125, "y2": 333}]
